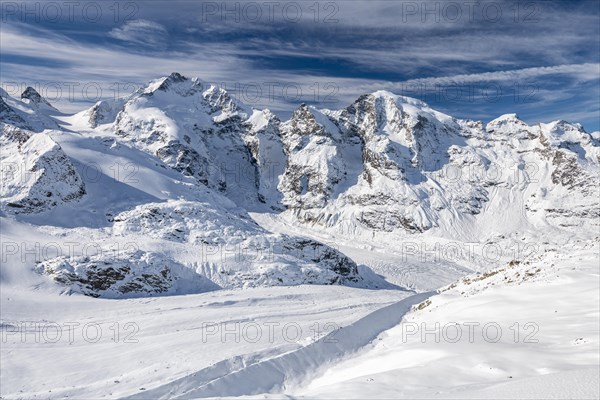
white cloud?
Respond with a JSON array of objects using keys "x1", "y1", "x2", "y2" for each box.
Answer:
[
  {"x1": 387, "y1": 64, "x2": 600, "y2": 88},
  {"x1": 1, "y1": 22, "x2": 597, "y2": 129},
  {"x1": 108, "y1": 19, "x2": 168, "y2": 49},
  {"x1": 0, "y1": 24, "x2": 253, "y2": 112}
]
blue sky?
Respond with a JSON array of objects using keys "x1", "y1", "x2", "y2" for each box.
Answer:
[{"x1": 1, "y1": 0, "x2": 599, "y2": 130}]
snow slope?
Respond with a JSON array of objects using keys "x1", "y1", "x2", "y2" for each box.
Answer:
[
  {"x1": 0, "y1": 285, "x2": 408, "y2": 399},
  {"x1": 294, "y1": 241, "x2": 600, "y2": 399}
]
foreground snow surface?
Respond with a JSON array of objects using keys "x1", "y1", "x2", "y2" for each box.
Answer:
[
  {"x1": 1, "y1": 243, "x2": 598, "y2": 399},
  {"x1": 0, "y1": 285, "x2": 407, "y2": 399},
  {"x1": 293, "y1": 246, "x2": 599, "y2": 399}
]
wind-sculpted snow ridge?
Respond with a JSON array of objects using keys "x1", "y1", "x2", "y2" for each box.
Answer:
[{"x1": 123, "y1": 290, "x2": 433, "y2": 399}]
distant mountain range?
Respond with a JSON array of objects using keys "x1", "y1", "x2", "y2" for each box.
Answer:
[{"x1": 1, "y1": 73, "x2": 598, "y2": 297}]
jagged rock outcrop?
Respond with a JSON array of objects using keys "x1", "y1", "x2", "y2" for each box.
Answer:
[
  {"x1": 243, "y1": 109, "x2": 286, "y2": 207},
  {"x1": 278, "y1": 104, "x2": 349, "y2": 209},
  {"x1": 35, "y1": 250, "x2": 220, "y2": 298},
  {"x1": 83, "y1": 100, "x2": 124, "y2": 128},
  {"x1": 21, "y1": 86, "x2": 56, "y2": 109}
]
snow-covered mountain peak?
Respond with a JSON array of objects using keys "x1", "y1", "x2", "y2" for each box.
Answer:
[
  {"x1": 370, "y1": 89, "x2": 397, "y2": 99},
  {"x1": 3, "y1": 73, "x2": 599, "y2": 238},
  {"x1": 284, "y1": 103, "x2": 339, "y2": 137},
  {"x1": 0, "y1": 125, "x2": 86, "y2": 214},
  {"x1": 20, "y1": 86, "x2": 55, "y2": 109},
  {"x1": 544, "y1": 119, "x2": 589, "y2": 136},
  {"x1": 0, "y1": 89, "x2": 60, "y2": 131},
  {"x1": 128, "y1": 74, "x2": 251, "y2": 120},
  {"x1": 490, "y1": 112, "x2": 520, "y2": 122},
  {"x1": 370, "y1": 90, "x2": 430, "y2": 109},
  {"x1": 139, "y1": 73, "x2": 226, "y2": 107},
  {"x1": 142, "y1": 72, "x2": 200, "y2": 95},
  {"x1": 202, "y1": 84, "x2": 252, "y2": 118},
  {"x1": 246, "y1": 108, "x2": 280, "y2": 133},
  {"x1": 343, "y1": 91, "x2": 457, "y2": 133},
  {"x1": 539, "y1": 120, "x2": 600, "y2": 159},
  {"x1": 486, "y1": 113, "x2": 532, "y2": 136}
]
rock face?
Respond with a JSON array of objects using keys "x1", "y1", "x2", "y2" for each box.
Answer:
[
  {"x1": 279, "y1": 92, "x2": 599, "y2": 235},
  {"x1": 21, "y1": 87, "x2": 55, "y2": 109},
  {"x1": 35, "y1": 250, "x2": 220, "y2": 298},
  {"x1": 278, "y1": 104, "x2": 349, "y2": 210},
  {"x1": 83, "y1": 100, "x2": 125, "y2": 128},
  {"x1": 243, "y1": 109, "x2": 287, "y2": 207},
  {"x1": 0, "y1": 124, "x2": 86, "y2": 213}
]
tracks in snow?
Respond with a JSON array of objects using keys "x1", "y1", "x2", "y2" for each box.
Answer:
[{"x1": 124, "y1": 291, "x2": 433, "y2": 399}]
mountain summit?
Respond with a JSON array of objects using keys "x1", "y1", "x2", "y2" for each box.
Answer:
[{"x1": 21, "y1": 86, "x2": 53, "y2": 108}]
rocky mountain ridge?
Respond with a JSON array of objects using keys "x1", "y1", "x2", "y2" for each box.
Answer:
[{"x1": 1, "y1": 73, "x2": 598, "y2": 297}]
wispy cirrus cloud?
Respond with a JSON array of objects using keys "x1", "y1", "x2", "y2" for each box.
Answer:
[
  {"x1": 386, "y1": 64, "x2": 600, "y2": 88},
  {"x1": 0, "y1": 0, "x2": 598, "y2": 130},
  {"x1": 108, "y1": 19, "x2": 169, "y2": 49}
]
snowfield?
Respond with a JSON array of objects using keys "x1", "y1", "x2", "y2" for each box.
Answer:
[
  {"x1": 0, "y1": 284, "x2": 409, "y2": 399},
  {"x1": 1, "y1": 76, "x2": 598, "y2": 399},
  {"x1": 295, "y1": 243, "x2": 599, "y2": 400}
]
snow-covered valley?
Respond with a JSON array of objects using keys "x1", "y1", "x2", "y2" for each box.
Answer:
[{"x1": 1, "y1": 75, "x2": 598, "y2": 399}]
